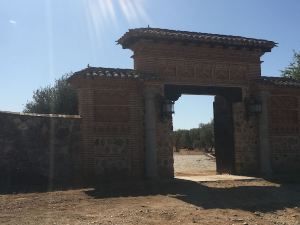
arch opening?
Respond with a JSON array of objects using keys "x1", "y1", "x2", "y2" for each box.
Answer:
[{"x1": 164, "y1": 84, "x2": 243, "y2": 175}]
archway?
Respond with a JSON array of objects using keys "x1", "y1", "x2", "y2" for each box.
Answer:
[
  {"x1": 164, "y1": 84, "x2": 242, "y2": 174},
  {"x1": 172, "y1": 95, "x2": 216, "y2": 177}
]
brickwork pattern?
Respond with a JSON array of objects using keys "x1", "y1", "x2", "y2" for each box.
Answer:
[
  {"x1": 70, "y1": 29, "x2": 300, "y2": 179},
  {"x1": 134, "y1": 41, "x2": 260, "y2": 176},
  {"x1": 134, "y1": 42, "x2": 262, "y2": 84},
  {"x1": 75, "y1": 79, "x2": 144, "y2": 182},
  {"x1": 268, "y1": 91, "x2": 300, "y2": 173}
]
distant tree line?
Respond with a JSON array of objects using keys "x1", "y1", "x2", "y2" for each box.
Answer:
[{"x1": 171, "y1": 120, "x2": 214, "y2": 152}]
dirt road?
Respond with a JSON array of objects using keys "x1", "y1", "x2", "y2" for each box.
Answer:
[
  {"x1": 174, "y1": 151, "x2": 216, "y2": 176},
  {"x1": 1, "y1": 179, "x2": 300, "y2": 225},
  {"x1": 1, "y1": 152, "x2": 300, "y2": 225}
]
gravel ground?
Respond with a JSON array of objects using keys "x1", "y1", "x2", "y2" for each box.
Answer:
[{"x1": 174, "y1": 151, "x2": 216, "y2": 176}]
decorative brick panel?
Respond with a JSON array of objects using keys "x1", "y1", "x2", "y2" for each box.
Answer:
[
  {"x1": 268, "y1": 92, "x2": 300, "y2": 173},
  {"x1": 76, "y1": 80, "x2": 144, "y2": 182},
  {"x1": 134, "y1": 42, "x2": 262, "y2": 85}
]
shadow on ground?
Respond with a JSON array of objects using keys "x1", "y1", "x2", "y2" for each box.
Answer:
[
  {"x1": 2, "y1": 175, "x2": 300, "y2": 214},
  {"x1": 85, "y1": 178, "x2": 300, "y2": 213}
]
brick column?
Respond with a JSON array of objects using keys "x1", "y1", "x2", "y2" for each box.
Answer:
[
  {"x1": 144, "y1": 88, "x2": 158, "y2": 178},
  {"x1": 259, "y1": 91, "x2": 272, "y2": 176}
]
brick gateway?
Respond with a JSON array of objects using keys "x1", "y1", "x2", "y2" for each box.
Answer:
[{"x1": 69, "y1": 28, "x2": 300, "y2": 182}]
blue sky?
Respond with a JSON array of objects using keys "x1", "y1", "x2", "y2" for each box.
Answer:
[{"x1": 1, "y1": 0, "x2": 300, "y2": 130}]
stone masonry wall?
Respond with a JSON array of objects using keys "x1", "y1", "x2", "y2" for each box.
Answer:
[
  {"x1": 0, "y1": 111, "x2": 81, "y2": 192},
  {"x1": 233, "y1": 102, "x2": 260, "y2": 175},
  {"x1": 156, "y1": 115, "x2": 174, "y2": 178}
]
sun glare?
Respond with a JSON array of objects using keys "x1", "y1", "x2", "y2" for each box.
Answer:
[
  {"x1": 119, "y1": 0, "x2": 150, "y2": 23},
  {"x1": 83, "y1": 0, "x2": 150, "y2": 42}
]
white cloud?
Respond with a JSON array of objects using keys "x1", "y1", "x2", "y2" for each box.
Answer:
[{"x1": 9, "y1": 20, "x2": 17, "y2": 24}]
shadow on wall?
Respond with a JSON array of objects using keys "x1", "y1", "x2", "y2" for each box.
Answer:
[
  {"x1": 0, "y1": 111, "x2": 82, "y2": 194},
  {"x1": 85, "y1": 178, "x2": 300, "y2": 213}
]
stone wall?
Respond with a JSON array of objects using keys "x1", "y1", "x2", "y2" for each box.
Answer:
[
  {"x1": 156, "y1": 116, "x2": 174, "y2": 178},
  {"x1": 0, "y1": 111, "x2": 81, "y2": 192},
  {"x1": 233, "y1": 102, "x2": 260, "y2": 175}
]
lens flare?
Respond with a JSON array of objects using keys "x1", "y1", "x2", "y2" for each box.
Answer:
[
  {"x1": 119, "y1": 0, "x2": 150, "y2": 24},
  {"x1": 83, "y1": 0, "x2": 150, "y2": 44}
]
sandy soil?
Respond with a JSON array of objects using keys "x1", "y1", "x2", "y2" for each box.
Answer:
[
  {"x1": 1, "y1": 153, "x2": 300, "y2": 225},
  {"x1": 174, "y1": 150, "x2": 216, "y2": 176},
  {"x1": 1, "y1": 179, "x2": 300, "y2": 225}
]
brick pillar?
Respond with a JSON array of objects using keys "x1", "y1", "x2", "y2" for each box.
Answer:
[
  {"x1": 144, "y1": 88, "x2": 158, "y2": 178},
  {"x1": 258, "y1": 91, "x2": 272, "y2": 175}
]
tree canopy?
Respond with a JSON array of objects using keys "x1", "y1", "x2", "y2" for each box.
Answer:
[
  {"x1": 24, "y1": 74, "x2": 78, "y2": 115},
  {"x1": 281, "y1": 50, "x2": 300, "y2": 80},
  {"x1": 171, "y1": 120, "x2": 214, "y2": 152}
]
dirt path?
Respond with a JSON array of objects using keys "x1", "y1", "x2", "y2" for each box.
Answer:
[
  {"x1": 1, "y1": 179, "x2": 300, "y2": 225},
  {"x1": 1, "y1": 152, "x2": 299, "y2": 225},
  {"x1": 174, "y1": 151, "x2": 216, "y2": 176}
]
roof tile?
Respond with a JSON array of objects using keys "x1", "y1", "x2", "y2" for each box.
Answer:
[
  {"x1": 118, "y1": 27, "x2": 277, "y2": 52},
  {"x1": 70, "y1": 67, "x2": 157, "y2": 81}
]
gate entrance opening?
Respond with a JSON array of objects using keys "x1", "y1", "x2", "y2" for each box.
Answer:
[
  {"x1": 165, "y1": 84, "x2": 242, "y2": 174},
  {"x1": 172, "y1": 95, "x2": 216, "y2": 177}
]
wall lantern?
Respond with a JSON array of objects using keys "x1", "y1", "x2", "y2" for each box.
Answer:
[
  {"x1": 162, "y1": 100, "x2": 175, "y2": 117},
  {"x1": 246, "y1": 96, "x2": 262, "y2": 115}
]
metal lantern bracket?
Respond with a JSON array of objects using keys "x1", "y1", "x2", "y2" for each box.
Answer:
[{"x1": 162, "y1": 100, "x2": 175, "y2": 119}]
